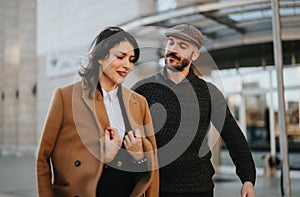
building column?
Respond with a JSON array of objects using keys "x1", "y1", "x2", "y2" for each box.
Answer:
[
  {"x1": 0, "y1": 0, "x2": 37, "y2": 156},
  {"x1": 17, "y1": 0, "x2": 37, "y2": 156},
  {"x1": 0, "y1": 0, "x2": 4, "y2": 149},
  {"x1": 2, "y1": 0, "x2": 20, "y2": 155}
]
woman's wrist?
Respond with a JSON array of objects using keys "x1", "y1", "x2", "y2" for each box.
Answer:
[
  {"x1": 132, "y1": 157, "x2": 147, "y2": 165},
  {"x1": 131, "y1": 152, "x2": 144, "y2": 161}
]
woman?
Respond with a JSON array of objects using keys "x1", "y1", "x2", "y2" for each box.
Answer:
[{"x1": 36, "y1": 27, "x2": 159, "y2": 197}]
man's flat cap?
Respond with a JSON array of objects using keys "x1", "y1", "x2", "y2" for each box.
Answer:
[{"x1": 165, "y1": 24, "x2": 204, "y2": 48}]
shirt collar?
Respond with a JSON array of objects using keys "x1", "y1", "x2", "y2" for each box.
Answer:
[{"x1": 102, "y1": 86, "x2": 118, "y2": 101}]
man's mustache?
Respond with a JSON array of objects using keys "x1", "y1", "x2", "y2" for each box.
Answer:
[{"x1": 166, "y1": 52, "x2": 181, "y2": 61}]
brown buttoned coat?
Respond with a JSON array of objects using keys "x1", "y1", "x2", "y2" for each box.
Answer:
[{"x1": 36, "y1": 81, "x2": 159, "y2": 197}]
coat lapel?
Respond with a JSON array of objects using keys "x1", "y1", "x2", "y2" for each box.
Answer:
[
  {"x1": 75, "y1": 82, "x2": 141, "y2": 159},
  {"x1": 120, "y1": 86, "x2": 140, "y2": 132},
  {"x1": 72, "y1": 81, "x2": 109, "y2": 162},
  {"x1": 80, "y1": 82, "x2": 138, "y2": 135},
  {"x1": 81, "y1": 82, "x2": 110, "y2": 134}
]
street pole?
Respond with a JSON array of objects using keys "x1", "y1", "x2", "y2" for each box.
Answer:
[{"x1": 271, "y1": 0, "x2": 291, "y2": 196}]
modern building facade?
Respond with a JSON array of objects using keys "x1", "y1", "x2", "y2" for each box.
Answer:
[{"x1": 0, "y1": 0, "x2": 299, "y2": 170}]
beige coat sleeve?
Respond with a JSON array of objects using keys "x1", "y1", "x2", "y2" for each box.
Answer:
[{"x1": 36, "y1": 88, "x2": 64, "y2": 197}]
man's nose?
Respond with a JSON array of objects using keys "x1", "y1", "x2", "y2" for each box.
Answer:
[{"x1": 168, "y1": 44, "x2": 179, "y2": 52}]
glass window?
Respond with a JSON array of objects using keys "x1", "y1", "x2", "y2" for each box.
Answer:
[
  {"x1": 212, "y1": 65, "x2": 300, "y2": 152},
  {"x1": 227, "y1": 94, "x2": 242, "y2": 121},
  {"x1": 156, "y1": 0, "x2": 176, "y2": 12},
  {"x1": 285, "y1": 90, "x2": 300, "y2": 142},
  {"x1": 283, "y1": 66, "x2": 300, "y2": 87},
  {"x1": 242, "y1": 69, "x2": 270, "y2": 90}
]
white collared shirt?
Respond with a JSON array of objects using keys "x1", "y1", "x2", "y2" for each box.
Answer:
[{"x1": 102, "y1": 87, "x2": 125, "y2": 140}]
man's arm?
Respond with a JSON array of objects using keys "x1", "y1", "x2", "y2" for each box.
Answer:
[{"x1": 208, "y1": 82, "x2": 256, "y2": 185}]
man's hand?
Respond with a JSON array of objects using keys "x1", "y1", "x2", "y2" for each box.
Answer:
[{"x1": 241, "y1": 181, "x2": 255, "y2": 197}]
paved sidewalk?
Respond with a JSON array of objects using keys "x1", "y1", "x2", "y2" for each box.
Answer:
[
  {"x1": 0, "y1": 156, "x2": 36, "y2": 197},
  {"x1": 213, "y1": 170, "x2": 300, "y2": 197},
  {"x1": 1, "y1": 155, "x2": 300, "y2": 197}
]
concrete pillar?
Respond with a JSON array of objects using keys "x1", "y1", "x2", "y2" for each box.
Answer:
[
  {"x1": 0, "y1": 0, "x2": 4, "y2": 148},
  {"x1": 2, "y1": 0, "x2": 20, "y2": 155},
  {"x1": 0, "y1": 0, "x2": 37, "y2": 156},
  {"x1": 17, "y1": 0, "x2": 37, "y2": 156}
]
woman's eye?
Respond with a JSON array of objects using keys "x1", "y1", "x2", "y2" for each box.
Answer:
[{"x1": 116, "y1": 56, "x2": 123, "y2": 59}]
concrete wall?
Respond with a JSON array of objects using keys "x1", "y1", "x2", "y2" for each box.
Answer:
[
  {"x1": 17, "y1": 0, "x2": 37, "y2": 155},
  {"x1": 0, "y1": 0, "x2": 158, "y2": 156},
  {"x1": 0, "y1": 0, "x2": 37, "y2": 156},
  {"x1": 1, "y1": 0, "x2": 20, "y2": 155},
  {"x1": 1, "y1": 0, "x2": 216, "y2": 156},
  {"x1": 0, "y1": 0, "x2": 4, "y2": 149},
  {"x1": 36, "y1": 0, "x2": 157, "y2": 146}
]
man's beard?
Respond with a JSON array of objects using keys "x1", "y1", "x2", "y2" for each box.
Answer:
[{"x1": 165, "y1": 52, "x2": 192, "y2": 72}]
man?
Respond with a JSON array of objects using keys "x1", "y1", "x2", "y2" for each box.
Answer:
[{"x1": 132, "y1": 24, "x2": 256, "y2": 197}]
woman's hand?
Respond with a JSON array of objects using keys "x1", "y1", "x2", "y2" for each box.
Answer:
[
  {"x1": 124, "y1": 129, "x2": 144, "y2": 161},
  {"x1": 103, "y1": 127, "x2": 121, "y2": 163}
]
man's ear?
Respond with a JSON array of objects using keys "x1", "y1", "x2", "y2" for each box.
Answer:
[{"x1": 192, "y1": 50, "x2": 200, "y2": 61}]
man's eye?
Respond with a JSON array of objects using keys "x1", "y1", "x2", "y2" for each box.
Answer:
[
  {"x1": 168, "y1": 40, "x2": 174, "y2": 45},
  {"x1": 180, "y1": 44, "x2": 188, "y2": 49}
]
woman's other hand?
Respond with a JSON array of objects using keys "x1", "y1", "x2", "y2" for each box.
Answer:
[
  {"x1": 124, "y1": 129, "x2": 144, "y2": 161},
  {"x1": 103, "y1": 127, "x2": 121, "y2": 162}
]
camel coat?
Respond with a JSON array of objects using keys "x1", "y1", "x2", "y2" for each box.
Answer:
[{"x1": 36, "y1": 81, "x2": 159, "y2": 197}]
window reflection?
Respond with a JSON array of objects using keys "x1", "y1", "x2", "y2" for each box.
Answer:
[
  {"x1": 285, "y1": 90, "x2": 300, "y2": 142},
  {"x1": 212, "y1": 65, "x2": 300, "y2": 151},
  {"x1": 156, "y1": 0, "x2": 176, "y2": 12}
]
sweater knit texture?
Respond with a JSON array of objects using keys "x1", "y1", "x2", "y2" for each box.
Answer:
[{"x1": 132, "y1": 67, "x2": 256, "y2": 193}]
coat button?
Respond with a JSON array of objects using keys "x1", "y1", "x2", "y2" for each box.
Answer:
[
  {"x1": 116, "y1": 161, "x2": 123, "y2": 167},
  {"x1": 74, "y1": 160, "x2": 81, "y2": 167}
]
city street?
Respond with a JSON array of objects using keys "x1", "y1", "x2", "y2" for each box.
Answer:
[{"x1": 1, "y1": 155, "x2": 300, "y2": 197}]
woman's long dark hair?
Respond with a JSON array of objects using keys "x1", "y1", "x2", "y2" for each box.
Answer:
[{"x1": 78, "y1": 27, "x2": 140, "y2": 98}]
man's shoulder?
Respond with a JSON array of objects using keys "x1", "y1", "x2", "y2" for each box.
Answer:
[
  {"x1": 131, "y1": 73, "x2": 160, "y2": 90},
  {"x1": 122, "y1": 86, "x2": 147, "y2": 103}
]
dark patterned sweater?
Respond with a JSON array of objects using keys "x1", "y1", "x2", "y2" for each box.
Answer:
[{"x1": 132, "y1": 67, "x2": 256, "y2": 193}]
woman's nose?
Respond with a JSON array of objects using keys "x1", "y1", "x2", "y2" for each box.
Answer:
[{"x1": 123, "y1": 59, "x2": 133, "y2": 69}]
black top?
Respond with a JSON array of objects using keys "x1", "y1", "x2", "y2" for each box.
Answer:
[
  {"x1": 96, "y1": 84, "x2": 143, "y2": 197},
  {"x1": 132, "y1": 67, "x2": 256, "y2": 193}
]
